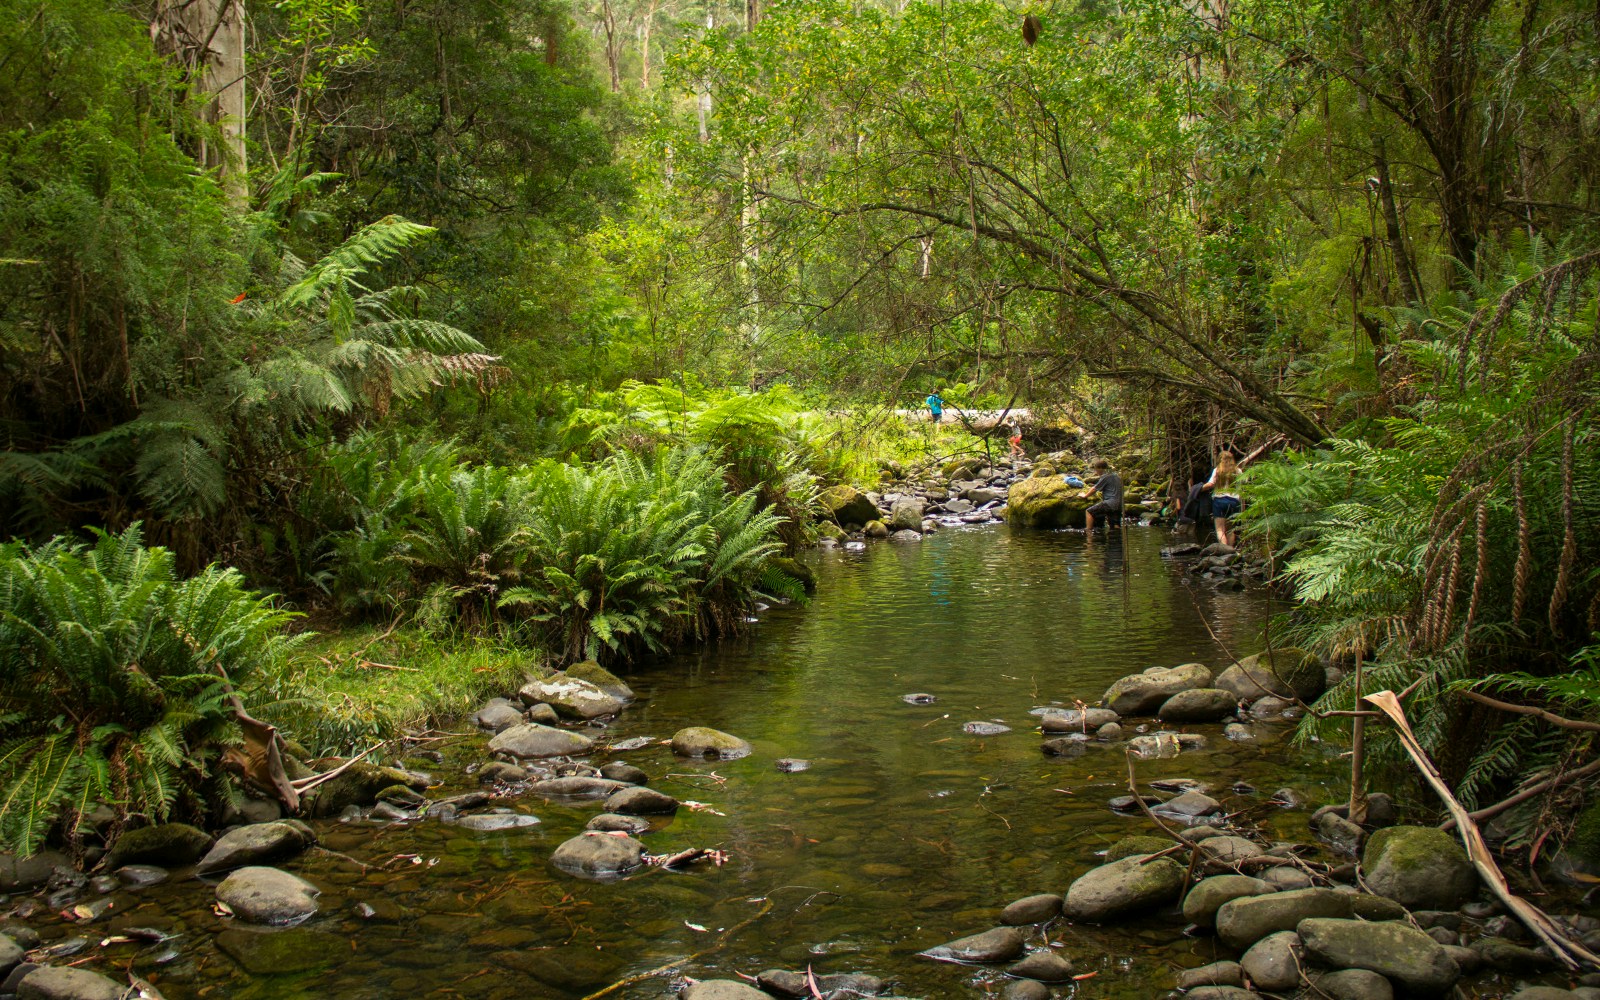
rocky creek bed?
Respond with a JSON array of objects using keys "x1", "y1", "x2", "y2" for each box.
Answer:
[{"x1": 1, "y1": 526, "x2": 1594, "y2": 1000}]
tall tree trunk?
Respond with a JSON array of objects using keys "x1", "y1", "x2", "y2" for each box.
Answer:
[
  {"x1": 639, "y1": 0, "x2": 658, "y2": 88},
  {"x1": 153, "y1": 0, "x2": 248, "y2": 208},
  {"x1": 599, "y1": 0, "x2": 620, "y2": 92}
]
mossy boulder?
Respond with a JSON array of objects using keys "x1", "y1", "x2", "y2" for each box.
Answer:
[
  {"x1": 105, "y1": 823, "x2": 213, "y2": 870},
  {"x1": 1105, "y1": 835, "x2": 1172, "y2": 861},
  {"x1": 1006, "y1": 476, "x2": 1090, "y2": 529},
  {"x1": 1298, "y1": 918, "x2": 1461, "y2": 996},
  {"x1": 1214, "y1": 647, "x2": 1325, "y2": 704},
  {"x1": 1182, "y1": 875, "x2": 1277, "y2": 929},
  {"x1": 671, "y1": 726, "x2": 752, "y2": 759},
  {"x1": 818, "y1": 485, "x2": 879, "y2": 527},
  {"x1": 1030, "y1": 463, "x2": 1057, "y2": 478},
  {"x1": 564, "y1": 660, "x2": 636, "y2": 700},
  {"x1": 942, "y1": 457, "x2": 984, "y2": 480},
  {"x1": 816, "y1": 522, "x2": 847, "y2": 543},
  {"x1": 1362, "y1": 826, "x2": 1478, "y2": 910},
  {"x1": 863, "y1": 520, "x2": 889, "y2": 539},
  {"x1": 299, "y1": 762, "x2": 431, "y2": 819},
  {"x1": 768, "y1": 557, "x2": 817, "y2": 594},
  {"x1": 1102, "y1": 663, "x2": 1213, "y2": 716}
]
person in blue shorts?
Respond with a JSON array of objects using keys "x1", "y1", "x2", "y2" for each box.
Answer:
[{"x1": 925, "y1": 388, "x2": 945, "y2": 423}]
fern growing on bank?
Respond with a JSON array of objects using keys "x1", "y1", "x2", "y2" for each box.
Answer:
[{"x1": 0, "y1": 526, "x2": 303, "y2": 857}]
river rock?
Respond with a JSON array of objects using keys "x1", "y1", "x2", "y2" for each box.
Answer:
[
  {"x1": 454, "y1": 812, "x2": 541, "y2": 831},
  {"x1": 16, "y1": 967, "x2": 125, "y2": 1000},
  {"x1": 488, "y1": 723, "x2": 595, "y2": 759},
  {"x1": 565, "y1": 660, "x2": 635, "y2": 700},
  {"x1": 1186, "y1": 989, "x2": 1262, "y2": 1000},
  {"x1": 550, "y1": 833, "x2": 645, "y2": 877},
  {"x1": 1150, "y1": 790, "x2": 1222, "y2": 823},
  {"x1": 1471, "y1": 936, "x2": 1561, "y2": 971},
  {"x1": 1183, "y1": 875, "x2": 1277, "y2": 928},
  {"x1": 1007, "y1": 950, "x2": 1075, "y2": 981},
  {"x1": 1063, "y1": 854, "x2": 1185, "y2": 923},
  {"x1": 1249, "y1": 696, "x2": 1296, "y2": 719},
  {"x1": 864, "y1": 520, "x2": 890, "y2": 538},
  {"x1": 755, "y1": 970, "x2": 886, "y2": 997},
  {"x1": 1215, "y1": 887, "x2": 1355, "y2": 949},
  {"x1": 1309, "y1": 969, "x2": 1395, "y2": 1000},
  {"x1": 1103, "y1": 663, "x2": 1213, "y2": 715},
  {"x1": 671, "y1": 727, "x2": 752, "y2": 759},
  {"x1": 1177, "y1": 961, "x2": 1244, "y2": 988},
  {"x1": 586, "y1": 813, "x2": 651, "y2": 834},
  {"x1": 1128, "y1": 731, "x2": 1206, "y2": 758},
  {"x1": 474, "y1": 698, "x2": 525, "y2": 732},
  {"x1": 599, "y1": 762, "x2": 648, "y2": 784},
  {"x1": 1361, "y1": 825, "x2": 1478, "y2": 910},
  {"x1": 196, "y1": 820, "x2": 317, "y2": 874},
  {"x1": 104, "y1": 823, "x2": 213, "y2": 869},
  {"x1": 1507, "y1": 990, "x2": 1582, "y2": 1000},
  {"x1": 1297, "y1": 918, "x2": 1460, "y2": 996},
  {"x1": 0, "y1": 934, "x2": 21, "y2": 974},
  {"x1": 216, "y1": 866, "x2": 321, "y2": 925},
  {"x1": 0, "y1": 850, "x2": 71, "y2": 892},
  {"x1": 963, "y1": 721, "x2": 1011, "y2": 735},
  {"x1": 1002, "y1": 983, "x2": 1049, "y2": 1000},
  {"x1": 1213, "y1": 648, "x2": 1324, "y2": 704},
  {"x1": 1040, "y1": 708, "x2": 1119, "y2": 731},
  {"x1": 214, "y1": 926, "x2": 344, "y2": 975},
  {"x1": 1199, "y1": 836, "x2": 1267, "y2": 866},
  {"x1": 680, "y1": 982, "x2": 768, "y2": 1000},
  {"x1": 1001, "y1": 893, "x2": 1063, "y2": 925},
  {"x1": 1260, "y1": 865, "x2": 1314, "y2": 890},
  {"x1": 919, "y1": 926, "x2": 1025, "y2": 963},
  {"x1": 526, "y1": 703, "x2": 561, "y2": 724},
  {"x1": 603, "y1": 787, "x2": 679, "y2": 815},
  {"x1": 519, "y1": 675, "x2": 624, "y2": 720},
  {"x1": 1005, "y1": 476, "x2": 1090, "y2": 529},
  {"x1": 819, "y1": 485, "x2": 879, "y2": 527},
  {"x1": 1240, "y1": 931, "x2": 1303, "y2": 992},
  {"x1": 528, "y1": 777, "x2": 628, "y2": 799},
  {"x1": 1158, "y1": 688, "x2": 1238, "y2": 722},
  {"x1": 890, "y1": 498, "x2": 925, "y2": 532},
  {"x1": 1106, "y1": 835, "x2": 1170, "y2": 861}
]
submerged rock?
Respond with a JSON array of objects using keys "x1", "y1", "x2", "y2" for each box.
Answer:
[
  {"x1": 1361, "y1": 825, "x2": 1478, "y2": 910},
  {"x1": 963, "y1": 721, "x2": 1011, "y2": 736},
  {"x1": 599, "y1": 762, "x2": 649, "y2": 784},
  {"x1": 488, "y1": 723, "x2": 595, "y2": 759},
  {"x1": 919, "y1": 926, "x2": 1025, "y2": 963},
  {"x1": 214, "y1": 927, "x2": 345, "y2": 975},
  {"x1": 215, "y1": 866, "x2": 321, "y2": 925},
  {"x1": 1062, "y1": 854, "x2": 1185, "y2": 923},
  {"x1": 453, "y1": 813, "x2": 541, "y2": 831},
  {"x1": 671, "y1": 727, "x2": 752, "y2": 759},
  {"x1": 755, "y1": 970, "x2": 886, "y2": 997}
]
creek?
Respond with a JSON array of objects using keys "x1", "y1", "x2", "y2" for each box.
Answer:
[{"x1": 28, "y1": 524, "x2": 1350, "y2": 998}]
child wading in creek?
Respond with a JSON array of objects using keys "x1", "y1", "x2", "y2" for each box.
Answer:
[
  {"x1": 1081, "y1": 457, "x2": 1124, "y2": 536},
  {"x1": 1007, "y1": 419, "x2": 1024, "y2": 463}
]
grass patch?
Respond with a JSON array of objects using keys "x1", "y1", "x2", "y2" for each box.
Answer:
[{"x1": 252, "y1": 626, "x2": 533, "y2": 757}]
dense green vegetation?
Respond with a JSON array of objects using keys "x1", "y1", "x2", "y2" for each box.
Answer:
[{"x1": 0, "y1": 0, "x2": 1598, "y2": 861}]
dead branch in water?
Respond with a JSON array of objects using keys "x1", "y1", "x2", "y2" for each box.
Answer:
[{"x1": 577, "y1": 895, "x2": 777, "y2": 1000}]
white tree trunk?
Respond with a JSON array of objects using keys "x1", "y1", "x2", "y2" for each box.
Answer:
[{"x1": 154, "y1": 0, "x2": 248, "y2": 208}]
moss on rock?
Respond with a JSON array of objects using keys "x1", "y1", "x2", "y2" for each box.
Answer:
[{"x1": 1006, "y1": 476, "x2": 1090, "y2": 529}]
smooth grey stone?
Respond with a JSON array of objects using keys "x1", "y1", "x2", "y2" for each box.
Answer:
[
  {"x1": 1182, "y1": 875, "x2": 1276, "y2": 929},
  {"x1": 586, "y1": 813, "x2": 651, "y2": 834},
  {"x1": 1239, "y1": 931, "x2": 1302, "y2": 992},
  {"x1": 1007, "y1": 949, "x2": 1074, "y2": 981},
  {"x1": 919, "y1": 926, "x2": 1025, "y2": 963},
  {"x1": 603, "y1": 787, "x2": 679, "y2": 815},
  {"x1": 488, "y1": 723, "x2": 594, "y2": 759},
  {"x1": 1297, "y1": 918, "x2": 1461, "y2": 996},
  {"x1": 215, "y1": 866, "x2": 320, "y2": 925},
  {"x1": 1000, "y1": 893, "x2": 1063, "y2": 925},
  {"x1": 670, "y1": 727, "x2": 751, "y2": 759},
  {"x1": 16, "y1": 967, "x2": 125, "y2": 1000},
  {"x1": 599, "y1": 762, "x2": 648, "y2": 784},
  {"x1": 1063, "y1": 855, "x2": 1186, "y2": 923},
  {"x1": 1216, "y1": 888, "x2": 1355, "y2": 950},
  {"x1": 1176, "y1": 961, "x2": 1243, "y2": 988},
  {"x1": 196, "y1": 820, "x2": 317, "y2": 874},
  {"x1": 550, "y1": 833, "x2": 645, "y2": 878},
  {"x1": 453, "y1": 813, "x2": 540, "y2": 831},
  {"x1": 1310, "y1": 969, "x2": 1395, "y2": 1000}
]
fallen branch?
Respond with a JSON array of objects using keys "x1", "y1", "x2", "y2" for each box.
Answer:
[
  {"x1": 1365, "y1": 690, "x2": 1600, "y2": 969},
  {"x1": 1124, "y1": 751, "x2": 1187, "y2": 845},
  {"x1": 1459, "y1": 690, "x2": 1600, "y2": 732},
  {"x1": 1441, "y1": 756, "x2": 1600, "y2": 833}
]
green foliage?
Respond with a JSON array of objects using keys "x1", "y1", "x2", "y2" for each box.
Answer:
[
  {"x1": 0, "y1": 526, "x2": 303, "y2": 856},
  {"x1": 1248, "y1": 245, "x2": 1600, "y2": 819}
]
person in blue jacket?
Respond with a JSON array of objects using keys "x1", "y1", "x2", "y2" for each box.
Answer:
[{"x1": 925, "y1": 389, "x2": 945, "y2": 423}]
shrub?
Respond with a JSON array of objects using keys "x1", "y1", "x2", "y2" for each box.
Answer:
[{"x1": 0, "y1": 525, "x2": 303, "y2": 856}]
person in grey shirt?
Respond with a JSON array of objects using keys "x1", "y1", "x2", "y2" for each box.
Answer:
[{"x1": 1083, "y1": 457, "x2": 1123, "y2": 534}]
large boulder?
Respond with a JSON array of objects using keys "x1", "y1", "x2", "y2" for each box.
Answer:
[
  {"x1": 1062, "y1": 854, "x2": 1186, "y2": 923},
  {"x1": 16, "y1": 967, "x2": 126, "y2": 1000},
  {"x1": 1103, "y1": 664, "x2": 1213, "y2": 716},
  {"x1": 518, "y1": 675, "x2": 624, "y2": 720},
  {"x1": 196, "y1": 820, "x2": 317, "y2": 874},
  {"x1": 1297, "y1": 918, "x2": 1461, "y2": 996},
  {"x1": 1214, "y1": 648, "x2": 1325, "y2": 705},
  {"x1": 104, "y1": 822, "x2": 213, "y2": 869},
  {"x1": 1215, "y1": 888, "x2": 1355, "y2": 950},
  {"x1": 215, "y1": 866, "x2": 321, "y2": 925},
  {"x1": 889, "y1": 498, "x2": 926, "y2": 532},
  {"x1": 0, "y1": 850, "x2": 71, "y2": 892},
  {"x1": 919, "y1": 927, "x2": 1025, "y2": 963},
  {"x1": 1158, "y1": 688, "x2": 1239, "y2": 723},
  {"x1": 0, "y1": 933, "x2": 21, "y2": 974},
  {"x1": 1240, "y1": 931, "x2": 1304, "y2": 993},
  {"x1": 488, "y1": 723, "x2": 595, "y2": 759},
  {"x1": 1005, "y1": 477, "x2": 1090, "y2": 529},
  {"x1": 819, "y1": 485, "x2": 880, "y2": 527},
  {"x1": 550, "y1": 833, "x2": 645, "y2": 878},
  {"x1": 1361, "y1": 826, "x2": 1478, "y2": 910},
  {"x1": 671, "y1": 727, "x2": 752, "y2": 759},
  {"x1": 1183, "y1": 875, "x2": 1277, "y2": 929}
]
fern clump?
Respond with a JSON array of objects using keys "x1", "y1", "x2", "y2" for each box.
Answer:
[{"x1": 0, "y1": 525, "x2": 303, "y2": 857}]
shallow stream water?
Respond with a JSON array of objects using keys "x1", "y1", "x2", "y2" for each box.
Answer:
[{"x1": 31, "y1": 525, "x2": 1360, "y2": 999}]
